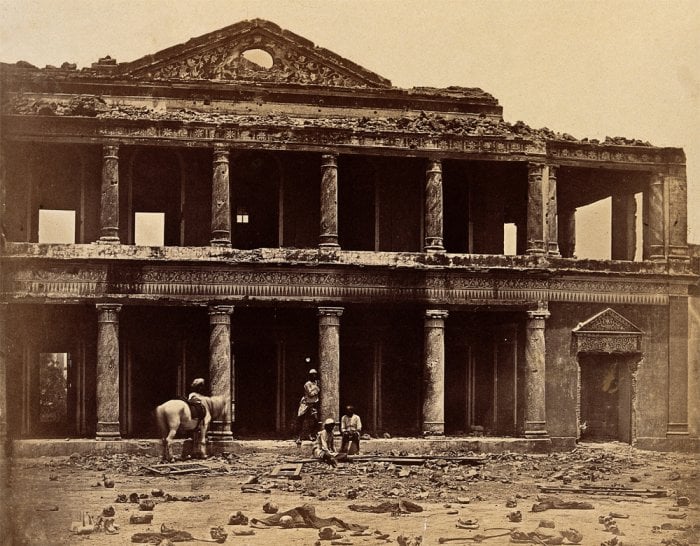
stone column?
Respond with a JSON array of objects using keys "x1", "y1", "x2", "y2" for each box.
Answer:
[
  {"x1": 559, "y1": 207, "x2": 576, "y2": 258},
  {"x1": 99, "y1": 145, "x2": 120, "y2": 243},
  {"x1": 208, "y1": 305, "x2": 234, "y2": 443},
  {"x1": 211, "y1": 145, "x2": 232, "y2": 247},
  {"x1": 546, "y1": 165, "x2": 560, "y2": 256},
  {"x1": 422, "y1": 309, "x2": 448, "y2": 435},
  {"x1": 524, "y1": 306, "x2": 550, "y2": 438},
  {"x1": 668, "y1": 294, "x2": 689, "y2": 436},
  {"x1": 0, "y1": 304, "x2": 7, "y2": 444},
  {"x1": 318, "y1": 307, "x2": 343, "y2": 423},
  {"x1": 526, "y1": 163, "x2": 546, "y2": 255},
  {"x1": 319, "y1": 153, "x2": 340, "y2": 248},
  {"x1": 667, "y1": 168, "x2": 689, "y2": 262},
  {"x1": 424, "y1": 159, "x2": 445, "y2": 252},
  {"x1": 688, "y1": 295, "x2": 700, "y2": 438},
  {"x1": 96, "y1": 304, "x2": 121, "y2": 440},
  {"x1": 647, "y1": 172, "x2": 665, "y2": 261},
  {"x1": 611, "y1": 194, "x2": 637, "y2": 260}
]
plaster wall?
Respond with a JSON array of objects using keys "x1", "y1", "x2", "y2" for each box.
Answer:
[{"x1": 545, "y1": 302, "x2": 669, "y2": 445}]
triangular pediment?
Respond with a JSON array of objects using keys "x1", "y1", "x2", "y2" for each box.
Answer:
[
  {"x1": 118, "y1": 19, "x2": 391, "y2": 88},
  {"x1": 573, "y1": 308, "x2": 643, "y2": 334}
]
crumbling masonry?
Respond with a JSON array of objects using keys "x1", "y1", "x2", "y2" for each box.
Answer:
[{"x1": 0, "y1": 19, "x2": 698, "y2": 451}]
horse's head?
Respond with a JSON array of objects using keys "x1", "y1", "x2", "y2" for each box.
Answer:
[{"x1": 202, "y1": 395, "x2": 229, "y2": 420}]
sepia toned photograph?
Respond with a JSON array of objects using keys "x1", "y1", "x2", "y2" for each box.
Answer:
[{"x1": 0, "y1": 1, "x2": 698, "y2": 544}]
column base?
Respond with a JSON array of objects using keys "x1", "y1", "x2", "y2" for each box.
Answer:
[
  {"x1": 424, "y1": 245, "x2": 446, "y2": 254},
  {"x1": 208, "y1": 434, "x2": 234, "y2": 445},
  {"x1": 524, "y1": 430, "x2": 549, "y2": 439},
  {"x1": 319, "y1": 243, "x2": 340, "y2": 250},
  {"x1": 96, "y1": 421, "x2": 121, "y2": 441},
  {"x1": 667, "y1": 422, "x2": 688, "y2": 435},
  {"x1": 96, "y1": 237, "x2": 120, "y2": 244},
  {"x1": 422, "y1": 421, "x2": 445, "y2": 436},
  {"x1": 210, "y1": 239, "x2": 232, "y2": 247}
]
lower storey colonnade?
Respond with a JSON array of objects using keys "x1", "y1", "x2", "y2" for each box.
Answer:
[{"x1": 0, "y1": 303, "x2": 549, "y2": 442}]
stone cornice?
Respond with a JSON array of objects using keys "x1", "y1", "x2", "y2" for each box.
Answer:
[
  {"x1": 1, "y1": 114, "x2": 685, "y2": 167},
  {"x1": 1, "y1": 250, "x2": 691, "y2": 307}
]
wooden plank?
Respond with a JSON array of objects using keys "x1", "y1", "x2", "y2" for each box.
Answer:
[{"x1": 536, "y1": 484, "x2": 669, "y2": 498}]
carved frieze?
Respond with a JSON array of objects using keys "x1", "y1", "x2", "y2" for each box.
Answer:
[{"x1": 0, "y1": 262, "x2": 678, "y2": 308}]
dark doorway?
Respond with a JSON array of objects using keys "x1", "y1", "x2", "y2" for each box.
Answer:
[
  {"x1": 234, "y1": 340, "x2": 277, "y2": 436},
  {"x1": 579, "y1": 354, "x2": 633, "y2": 442},
  {"x1": 232, "y1": 152, "x2": 280, "y2": 249}
]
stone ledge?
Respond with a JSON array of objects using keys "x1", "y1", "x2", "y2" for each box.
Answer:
[
  {"x1": 9, "y1": 437, "x2": 553, "y2": 458},
  {"x1": 633, "y1": 436, "x2": 700, "y2": 453}
]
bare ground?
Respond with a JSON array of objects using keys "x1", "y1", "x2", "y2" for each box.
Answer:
[{"x1": 2, "y1": 441, "x2": 698, "y2": 546}]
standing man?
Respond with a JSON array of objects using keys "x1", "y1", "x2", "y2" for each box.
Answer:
[
  {"x1": 340, "y1": 405, "x2": 362, "y2": 454},
  {"x1": 296, "y1": 368, "x2": 320, "y2": 446}
]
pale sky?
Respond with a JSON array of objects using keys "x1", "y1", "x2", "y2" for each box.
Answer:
[{"x1": 2, "y1": 0, "x2": 698, "y2": 245}]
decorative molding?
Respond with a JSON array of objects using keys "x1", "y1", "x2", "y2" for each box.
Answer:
[
  {"x1": 573, "y1": 308, "x2": 643, "y2": 354},
  {"x1": 547, "y1": 142, "x2": 685, "y2": 166},
  {"x1": 2, "y1": 262, "x2": 678, "y2": 307}
]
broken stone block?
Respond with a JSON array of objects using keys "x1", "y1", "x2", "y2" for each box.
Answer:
[
  {"x1": 676, "y1": 496, "x2": 690, "y2": 507},
  {"x1": 151, "y1": 489, "x2": 164, "y2": 497},
  {"x1": 280, "y1": 515, "x2": 294, "y2": 528},
  {"x1": 506, "y1": 497, "x2": 517, "y2": 508},
  {"x1": 539, "y1": 519, "x2": 555, "y2": 528}
]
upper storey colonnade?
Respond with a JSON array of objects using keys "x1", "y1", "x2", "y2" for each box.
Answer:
[{"x1": 1, "y1": 138, "x2": 688, "y2": 264}]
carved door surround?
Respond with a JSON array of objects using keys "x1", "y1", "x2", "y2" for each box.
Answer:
[{"x1": 572, "y1": 308, "x2": 643, "y2": 443}]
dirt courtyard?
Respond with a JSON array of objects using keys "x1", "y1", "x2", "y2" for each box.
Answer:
[{"x1": 2, "y1": 441, "x2": 698, "y2": 545}]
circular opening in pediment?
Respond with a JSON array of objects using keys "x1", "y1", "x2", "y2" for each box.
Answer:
[{"x1": 241, "y1": 48, "x2": 273, "y2": 69}]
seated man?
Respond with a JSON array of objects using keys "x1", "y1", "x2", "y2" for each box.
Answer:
[
  {"x1": 340, "y1": 405, "x2": 362, "y2": 454},
  {"x1": 313, "y1": 418, "x2": 339, "y2": 467}
]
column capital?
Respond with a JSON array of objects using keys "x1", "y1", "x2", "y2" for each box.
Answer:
[
  {"x1": 425, "y1": 309, "x2": 449, "y2": 320},
  {"x1": 209, "y1": 305, "x2": 234, "y2": 323},
  {"x1": 96, "y1": 303, "x2": 122, "y2": 322},
  {"x1": 527, "y1": 161, "x2": 546, "y2": 175},
  {"x1": 321, "y1": 152, "x2": 339, "y2": 166},
  {"x1": 526, "y1": 302, "x2": 550, "y2": 322},
  {"x1": 318, "y1": 306, "x2": 344, "y2": 318},
  {"x1": 426, "y1": 158, "x2": 442, "y2": 173},
  {"x1": 212, "y1": 144, "x2": 230, "y2": 160},
  {"x1": 102, "y1": 144, "x2": 119, "y2": 158}
]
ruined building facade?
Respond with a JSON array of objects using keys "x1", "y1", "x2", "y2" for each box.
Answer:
[{"x1": 1, "y1": 20, "x2": 698, "y2": 451}]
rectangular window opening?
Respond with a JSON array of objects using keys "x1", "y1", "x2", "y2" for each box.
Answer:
[
  {"x1": 236, "y1": 207, "x2": 249, "y2": 224},
  {"x1": 38, "y1": 209, "x2": 75, "y2": 244},
  {"x1": 503, "y1": 223, "x2": 517, "y2": 256},
  {"x1": 134, "y1": 212, "x2": 165, "y2": 246},
  {"x1": 575, "y1": 197, "x2": 611, "y2": 260},
  {"x1": 634, "y1": 192, "x2": 643, "y2": 262}
]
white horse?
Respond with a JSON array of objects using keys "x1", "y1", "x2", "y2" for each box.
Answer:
[{"x1": 155, "y1": 395, "x2": 227, "y2": 462}]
